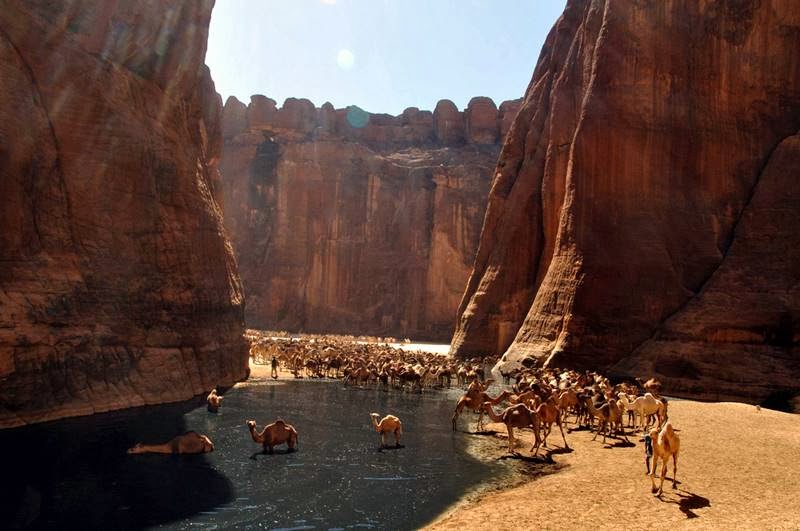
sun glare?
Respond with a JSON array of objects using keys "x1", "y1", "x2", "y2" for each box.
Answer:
[{"x1": 336, "y1": 48, "x2": 355, "y2": 70}]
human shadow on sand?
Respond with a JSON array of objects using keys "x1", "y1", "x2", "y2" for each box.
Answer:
[{"x1": 0, "y1": 398, "x2": 234, "y2": 530}]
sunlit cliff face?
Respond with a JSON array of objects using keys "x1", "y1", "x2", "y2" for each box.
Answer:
[{"x1": 0, "y1": 0, "x2": 247, "y2": 428}]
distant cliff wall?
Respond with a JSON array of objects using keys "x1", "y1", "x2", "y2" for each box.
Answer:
[{"x1": 221, "y1": 96, "x2": 520, "y2": 340}]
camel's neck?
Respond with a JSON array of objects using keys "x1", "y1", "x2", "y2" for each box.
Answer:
[
  {"x1": 249, "y1": 425, "x2": 265, "y2": 443},
  {"x1": 481, "y1": 404, "x2": 503, "y2": 423},
  {"x1": 134, "y1": 443, "x2": 173, "y2": 454},
  {"x1": 370, "y1": 415, "x2": 380, "y2": 431}
]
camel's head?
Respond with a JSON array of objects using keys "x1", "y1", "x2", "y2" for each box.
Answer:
[
  {"x1": 127, "y1": 443, "x2": 144, "y2": 454},
  {"x1": 246, "y1": 420, "x2": 257, "y2": 430},
  {"x1": 370, "y1": 412, "x2": 380, "y2": 419},
  {"x1": 200, "y1": 435, "x2": 214, "y2": 453}
]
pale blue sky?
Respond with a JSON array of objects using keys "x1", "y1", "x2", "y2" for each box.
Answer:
[{"x1": 207, "y1": 0, "x2": 566, "y2": 115}]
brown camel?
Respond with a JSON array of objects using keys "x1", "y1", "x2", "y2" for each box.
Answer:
[
  {"x1": 452, "y1": 380, "x2": 511, "y2": 431},
  {"x1": 206, "y1": 388, "x2": 223, "y2": 413},
  {"x1": 479, "y1": 402, "x2": 543, "y2": 454},
  {"x1": 370, "y1": 412, "x2": 403, "y2": 448},
  {"x1": 584, "y1": 396, "x2": 612, "y2": 444},
  {"x1": 646, "y1": 422, "x2": 680, "y2": 496},
  {"x1": 127, "y1": 431, "x2": 214, "y2": 454},
  {"x1": 535, "y1": 398, "x2": 569, "y2": 450},
  {"x1": 246, "y1": 419, "x2": 298, "y2": 453}
]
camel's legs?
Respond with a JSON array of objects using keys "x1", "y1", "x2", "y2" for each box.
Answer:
[
  {"x1": 657, "y1": 461, "x2": 668, "y2": 496},
  {"x1": 394, "y1": 428, "x2": 401, "y2": 446},
  {"x1": 672, "y1": 453, "x2": 678, "y2": 488},
  {"x1": 556, "y1": 416, "x2": 569, "y2": 449},
  {"x1": 452, "y1": 399, "x2": 466, "y2": 431},
  {"x1": 507, "y1": 425, "x2": 515, "y2": 453}
]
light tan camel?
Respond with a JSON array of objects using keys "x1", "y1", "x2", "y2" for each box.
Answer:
[
  {"x1": 207, "y1": 388, "x2": 223, "y2": 412},
  {"x1": 479, "y1": 402, "x2": 543, "y2": 455},
  {"x1": 452, "y1": 380, "x2": 510, "y2": 431},
  {"x1": 623, "y1": 393, "x2": 668, "y2": 429},
  {"x1": 127, "y1": 431, "x2": 214, "y2": 454},
  {"x1": 246, "y1": 419, "x2": 298, "y2": 453},
  {"x1": 645, "y1": 422, "x2": 680, "y2": 496},
  {"x1": 370, "y1": 413, "x2": 403, "y2": 448}
]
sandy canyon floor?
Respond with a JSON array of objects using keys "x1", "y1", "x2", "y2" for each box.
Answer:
[{"x1": 428, "y1": 399, "x2": 800, "y2": 530}]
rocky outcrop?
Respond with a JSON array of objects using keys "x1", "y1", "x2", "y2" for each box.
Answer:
[
  {"x1": 0, "y1": 1, "x2": 248, "y2": 428},
  {"x1": 452, "y1": 0, "x2": 800, "y2": 403},
  {"x1": 221, "y1": 96, "x2": 514, "y2": 340}
]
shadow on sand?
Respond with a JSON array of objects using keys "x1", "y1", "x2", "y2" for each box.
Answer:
[
  {"x1": 0, "y1": 399, "x2": 233, "y2": 530},
  {"x1": 662, "y1": 488, "x2": 710, "y2": 518}
]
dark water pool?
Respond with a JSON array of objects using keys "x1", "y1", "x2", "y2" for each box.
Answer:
[{"x1": 0, "y1": 377, "x2": 516, "y2": 530}]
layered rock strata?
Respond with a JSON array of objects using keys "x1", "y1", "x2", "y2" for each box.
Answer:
[
  {"x1": 451, "y1": 0, "x2": 800, "y2": 403},
  {"x1": 222, "y1": 96, "x2": 520, "y2": 340},
  {"x1": 0, "y1": 0, "x2": 248, "y2": 427}
]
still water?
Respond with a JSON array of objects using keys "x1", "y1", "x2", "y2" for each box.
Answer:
[{"x1": 1, "y1": 376, "x2": 517, "y2": 530}]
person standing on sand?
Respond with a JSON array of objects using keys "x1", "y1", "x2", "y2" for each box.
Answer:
[{"x1": 271, "y1": 355, "x2": 279, "y2": 379}]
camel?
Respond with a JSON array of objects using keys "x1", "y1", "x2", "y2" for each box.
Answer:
[
  {"x1": 583, "y1": 396, "x2": 612, "y2": 444},
  {"x1": 645, "y1": 422, "x2": 680, "y2": 496},
  {"x1": 127, "y1": 431, "x2": 214, "y2": 454},
  {"x1": 370, "y1": 412, "x2": 403, "y2": 448},
  {"x1": 622, "y1": 393, "x2": 668, "y2": 429},
  {"x1": 206, "y1": 388, "x2": 223, "y2": 413},
  {"x1": 452, "y1": 380, "x2": 511, "y2": 431},
  {"x1": 535, "y1": 398, "x2": 569, "y2": 450},
  {"x1": 246, "y1": 419, "x2": 298, "y2": 453},
  {"x1": 479, "y1": 402, "x2": 543, "y2": 454}
]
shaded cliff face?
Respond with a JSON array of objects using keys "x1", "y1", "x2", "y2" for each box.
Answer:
[
  {"x1": 221, "y1": 96, "x2": 517, "y2": 340},
  {"x1": 452, "y1": 0, "x2": 800, "y2": 403},
  {"x1": 0, "y1": 0, "x2": 248, "y2": 427}
]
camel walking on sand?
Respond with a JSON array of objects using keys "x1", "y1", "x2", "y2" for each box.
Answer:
[
  {"x1": 645, "y1": 422, "x2": 680, "y2": 496},
  {"x1": 479, "y1": 402, "x2": 543, "y2": 455},
  {"x1": 370, "y1": 413, "x2": 403, "y2": 448},
  {"x1": 534, "y1": 398, "x2": 569, "y2": 450}
]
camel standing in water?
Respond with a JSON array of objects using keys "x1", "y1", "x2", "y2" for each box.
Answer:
[
  {"x1": 479, "y1": 402, "x2": 543, "y2": 455},
  {"x1": 246, "y1": 419, "x2": 298, "y2": 453},
  {"x1": 370, "y1": 413, "x2": 403, "y2": 448},
  {"x1": 127, "y1": 431, "x2": 214, "y2": 454},
  {"x1": 206, "y1": 388, "x2": 223, "y2": 413}
]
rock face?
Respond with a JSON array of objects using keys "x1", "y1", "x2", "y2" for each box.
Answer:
[
  {"x1": 0, "y1": 1, "x2": 248, "y2": 427},
  {"x1": 221, "y1": 97, "x2": 514, "y2": 340},
  {"x1": 452, "y1": 0, "x2": 800, "y2": 403}
]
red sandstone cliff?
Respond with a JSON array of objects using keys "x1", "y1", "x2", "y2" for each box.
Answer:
[
  {"x1": 0, "y1": 0, "x2": 248, "y2": 427},
  {"x1": 452, "y1": 0, "x2": 800, "y2": 403},
  {"x1": 221, "y1": 96, "x2": 518, "y2": 340}
]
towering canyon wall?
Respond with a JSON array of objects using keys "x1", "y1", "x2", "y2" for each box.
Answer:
[
  {"x1": 0, "y1": 1, "x2": 248, "y2": 427},
  {"x1": 452, "y1": 0, "x2": 800, "y2": 403},
  {"x1": 222, "y1": 96, "x2": 519, "y2": 340}
]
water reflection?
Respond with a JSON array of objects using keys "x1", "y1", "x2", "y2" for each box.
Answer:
[{"x1": 1, "y1": 378, "x2": 514, "y2": 530}]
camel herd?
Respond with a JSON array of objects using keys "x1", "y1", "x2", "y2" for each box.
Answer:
[
  {"x1": 451, "y1": 366, "x2": 680, "y2": 496},
  {"x1": 127, "y1": 334, "x2": 681, "y2": 497}
]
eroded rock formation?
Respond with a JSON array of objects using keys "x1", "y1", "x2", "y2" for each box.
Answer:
[
  {"x1": 0, "y1": 0, "x2": 248, "y2": 427},
  {"x1": 222, "y1": 96, "x2": 518, "y2": 340},
  {"x1": 452, "y1": 0, "x2": 800, "y2": 403}
]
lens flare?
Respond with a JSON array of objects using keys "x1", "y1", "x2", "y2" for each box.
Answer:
[{"x1": 336, "y1": 49, "x2": 355, "y2": 70}]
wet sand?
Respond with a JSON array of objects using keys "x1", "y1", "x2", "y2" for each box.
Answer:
[{"x1": 427, "y1": 400, "x2": 800, "y2": 530}]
